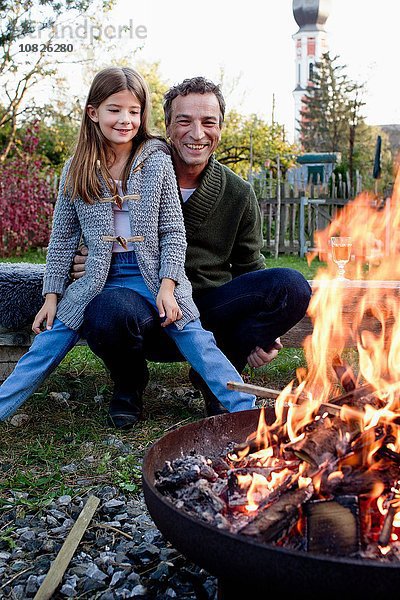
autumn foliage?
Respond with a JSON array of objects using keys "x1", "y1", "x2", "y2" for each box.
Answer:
[{"x1": 0, "y1": 123, "x2": 54, "y2": 257}]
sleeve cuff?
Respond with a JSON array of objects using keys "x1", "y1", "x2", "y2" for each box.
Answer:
[
  {"x1": 42, "y1": 274, "x2": 68, "y2": 296},
  {"x1": 159, "y1": 263, "x2": 182, "y2": 283}
]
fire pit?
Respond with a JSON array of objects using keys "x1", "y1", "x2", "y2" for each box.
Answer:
[
  {"x1": 143, "y1": 176, "x2": 400, "y2": 598},
  {"x1": 142, "y1": 409, "x2": 400, "y2": 599}
]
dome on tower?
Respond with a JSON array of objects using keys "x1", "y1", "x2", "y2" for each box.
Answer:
[{"x1": 293, "y1": 0, "x2": 331, "y2": 31}]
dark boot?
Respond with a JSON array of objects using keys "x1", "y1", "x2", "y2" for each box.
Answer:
[
  {"x1": 107, "y1": 365, "x2": 149, "y2": 430},
  {"x1": 188, "y1": 368, "x2": 229, "y2": 417},
  {"x1": 107, "y1": 392, "x2": 143, "y2": 430}
]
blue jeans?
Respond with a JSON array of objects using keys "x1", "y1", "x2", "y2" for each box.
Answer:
[
  {"x1": 102, "y1": 252, "x2": 255, "y2": 412},
  {"x1": 83, "y1": 265, "x2": 311, "y2": 409},
  {"x1": 0, "y1": 318, "x2": 80, "y2": 420},
  {"x1": 0, "y1": 253, "x2": 256, "y2": 420},
  {"x1": 193, "y1": 268, "x2": 311, "y2": 371}
]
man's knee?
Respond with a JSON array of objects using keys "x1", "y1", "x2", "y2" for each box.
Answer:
[
  {"x1": 244, "y1": 268, "x2": 310, "y2": 328},
  {"x1": 279, "y1": 267, "x2": 311, "y2": 309}
]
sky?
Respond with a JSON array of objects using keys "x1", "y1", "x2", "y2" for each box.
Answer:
[
  {"x1": 108, "y1": 0, "x2": 400, "y2": 141},
  {"x1": 16, "y1": 0, "x2": 400, "y2": 142}
]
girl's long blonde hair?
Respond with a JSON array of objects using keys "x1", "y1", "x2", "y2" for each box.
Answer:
[{"x1": 66, "y1": 67, "x2": 154, "y2": 204}]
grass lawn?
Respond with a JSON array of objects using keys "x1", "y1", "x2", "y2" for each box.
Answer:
[{"x1": 0, "y1": 250, "x2": 321, "y2": 513}]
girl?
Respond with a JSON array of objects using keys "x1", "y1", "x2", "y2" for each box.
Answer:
[{"x1": 0, "y1": 67, "x2": 255, "y2": 428}]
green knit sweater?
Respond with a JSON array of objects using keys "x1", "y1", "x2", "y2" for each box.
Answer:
[{"x1": 182, "y1": 156, "x2": 265, "y2": 292}]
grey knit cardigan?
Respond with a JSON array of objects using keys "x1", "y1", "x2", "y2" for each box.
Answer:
[{"x1": 42, "y1": 139, "x2": 200, "y2": 331}]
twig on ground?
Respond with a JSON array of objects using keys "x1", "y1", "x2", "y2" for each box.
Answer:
[
  {"x1": 90, "y1": 523, "x2": 134, "y2": 540},
  {"x1": 0, "y1": 566, "x2": 33, "y2": 590}
]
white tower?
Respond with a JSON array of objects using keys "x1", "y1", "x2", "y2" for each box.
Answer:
[{"x1": 292, "y1": 0, "x2": 331, "y2": 141}]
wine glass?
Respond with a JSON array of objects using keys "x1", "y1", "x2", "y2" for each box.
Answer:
[{"x1": 330, "y1": 237, "x2": 352, "y2": 281}]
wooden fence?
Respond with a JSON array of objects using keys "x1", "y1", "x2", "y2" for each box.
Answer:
[
  {"x1": 257, "y1": 175, "x2": 356, "y2": 257},
  {"x1": 259, "y1": 194, "x2": 348, "y2": 257}
]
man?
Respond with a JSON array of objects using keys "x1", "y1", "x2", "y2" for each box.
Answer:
[{"x1": 74, "y1": 77, "x2": 311, "y2": 428}]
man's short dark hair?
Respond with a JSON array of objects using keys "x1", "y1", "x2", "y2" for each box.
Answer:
[{"x1": 163, "y1": 76, "x2": 226, "y2": 127}]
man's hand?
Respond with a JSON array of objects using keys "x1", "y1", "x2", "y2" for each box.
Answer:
[
  {"x1": 247, "y1": 338, "x2": 283, "y2": 368},
  {"x1": 71, "y1": 245, "x2": 88, "y2": 280},
  {"x1": 156, "y1": 278, "x2": 182, "y2": 327}
]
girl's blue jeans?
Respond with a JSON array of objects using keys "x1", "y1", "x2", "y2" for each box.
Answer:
[
  {"x1": 0, "y1": 318, "x2": 80, "y2": 420},
  {"x1": 0, "y1": 252, "x2": 255, "y2": 420}
]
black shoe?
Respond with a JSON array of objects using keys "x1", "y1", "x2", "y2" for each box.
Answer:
[
  {"x1": 107, "y1": 412, "x2": 141, "y2": 430},
  {"x1": 188, "y1": 368, "x2": 229, "y2": 417},
  {"x1": 108, "y1": 390, "x2": 143, "y2": 430}
]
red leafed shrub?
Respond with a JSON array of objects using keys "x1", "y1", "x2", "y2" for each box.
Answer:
[{"x1": 0, "y1": 123, "x2": 54, "y2": 257}]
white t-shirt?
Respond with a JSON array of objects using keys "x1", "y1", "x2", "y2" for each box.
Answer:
[
  {"x1": 180, "y1": 188, "x2": 196, "y2": 203},
  {"x1": 112, "y1": 184, "x2": 197, "y2": 252}
]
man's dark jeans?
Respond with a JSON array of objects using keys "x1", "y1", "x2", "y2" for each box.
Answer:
[{"x1": 82, "y1": 268, "x2": 311, "y2": 404}]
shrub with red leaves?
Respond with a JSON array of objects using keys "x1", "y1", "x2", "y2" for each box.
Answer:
[{"x1": 0, "y1": 123, "x2": 54, "y2": 257}]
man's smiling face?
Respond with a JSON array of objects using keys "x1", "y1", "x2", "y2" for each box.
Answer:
[{"x1": 166, "y1": 93, "x2": 222, "y2": 171}]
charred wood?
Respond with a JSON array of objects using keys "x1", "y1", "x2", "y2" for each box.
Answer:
[
  {"x1": 378, "y1": 505, "x2": 397, "y2": 547},
  {"x1": 288, "y1": 416, "x2": 357, "y2": 467},
  {"x1": 306, "y1": 495, "x2": 360, "y2": 556},
  {"x1": 378, "y1": 446, "x2": 400, "y2": 465},
  {"x1": 320, "y1": 464, "x2": 399, "y2": 497},
  {"x1": 239, "y1": 484, "x2": 313, "y2": 543},
  {"x1": 155, "y1": 455, "x2": 218, "y2": 492},
  {"x1": 226, "y1": 465, "x2": 298, "y2": 508}
]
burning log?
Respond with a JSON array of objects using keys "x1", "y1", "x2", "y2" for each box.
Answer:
[
  {"x1": 320, "y1": 464, "x2": 399, "y2": 497},
  {"x1": 378, "y1": 505, "x2": 397, "y2": 547},
  {"x1": 306, "y1": 495, "x2": 360, "y2": 556},
  {"x1": 228, "y1": 439, "x2": 269, "y2": 460},
  {"x1": 329, "y1": 383, "x2": 375, "y2": 407},
  {"x1": 239, "y1": 483, "x2": 313, "y2": 543},
  {"x1": 378, "y1": 446, "x2": 400, "y2": 465},
  {"x1": 288, "y1": 416, "x2": 357, "y2": 467},
  {"x1": 226, "y1": 464, "x2": 298, "y2": 508}
]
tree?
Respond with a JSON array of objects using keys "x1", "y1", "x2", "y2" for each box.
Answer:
[
  {"x1": 217, "y1": 111, "x2": 298, "y2": 179},
  {"x1": 0, "y1": 0, "x2": 115, "y2": 161},
  {"x1": 298, "y1": 52, "x2": 393, "y2": 194},
  {"x1": 299, "y1": 53, "x2": 365, "y2": 155},
  {"x1": 134, "y1": 61, "x2": 169, "y2": 135}
]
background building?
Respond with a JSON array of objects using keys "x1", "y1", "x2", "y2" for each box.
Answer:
[{"x1": 292, "y1": 0, "x2": 331, "y2": 141}]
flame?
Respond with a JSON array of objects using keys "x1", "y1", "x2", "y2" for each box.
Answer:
[
  {"x1": 234, "y1": 174, "x2": 400, "y2": 544},
  {"x1": 261, "y1": 168, "x2": 400, "y2": 467},
  {"x1": 245, "y1": 468, "x2": 292, "y2": 512}
]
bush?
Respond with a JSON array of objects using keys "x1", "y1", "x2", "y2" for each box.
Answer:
[{"x1": 0, "y1": 123, "x2": 54, "y2": 257}]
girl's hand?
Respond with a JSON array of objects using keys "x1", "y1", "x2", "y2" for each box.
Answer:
[
  {"x1": 32, "y1": 294, "x2": 58, "y2": 334},
  {"x1": 156, "y1": 278, "x2": 182, "y2": 327}
]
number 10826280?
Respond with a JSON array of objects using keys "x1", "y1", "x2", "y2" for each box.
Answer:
[{"x1": 19, "y1": 43, "x2": 73, "y2": 53}]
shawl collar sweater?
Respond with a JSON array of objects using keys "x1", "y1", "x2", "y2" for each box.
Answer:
[
  {"x1": 182, "y1": 155, "x2": 265, "y2": 292},
  {"x1": 42, "y1": 139, "x2": 199, "y2": 331}
]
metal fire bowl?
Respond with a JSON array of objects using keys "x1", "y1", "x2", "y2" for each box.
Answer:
[{"x1": 142, "y1": 409, "x2": 400, "y2": 598}]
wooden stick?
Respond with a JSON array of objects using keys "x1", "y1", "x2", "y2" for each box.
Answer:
[
  {"x1": 227, "y1": 381, "x2": 398, "y2": 426},
  {"x1": 33, "y1": 495, "x2": 100, "y2": 600},
  {"x1": 227, "y1": 381, "x2": 281, "y2": 398},
  {"x1": 378, "y1": 505, "x2": 397, "y2": 547},
  {"x1": 227, "y1": 381, "x2": 353, "y2": 416}
]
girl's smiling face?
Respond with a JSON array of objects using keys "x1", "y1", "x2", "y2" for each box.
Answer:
[{"x1": 87, "y1": 89, "x2": 142, "y2": 151}]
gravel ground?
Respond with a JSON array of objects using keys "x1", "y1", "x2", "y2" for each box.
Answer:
[{"x1": 0, "y1": 486, "x2": 217, "y2": 599}]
